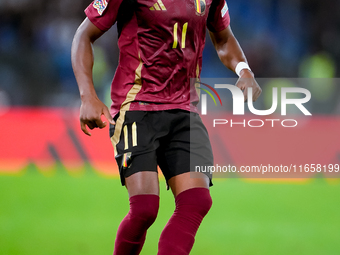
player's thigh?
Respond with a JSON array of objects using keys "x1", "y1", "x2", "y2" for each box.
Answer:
[
  {"x1": 159, "y1": 111, "x2": 213, "y2": 197},
  {"x1": 125, "y1": 171, "x2": 160, "y2": 197}
]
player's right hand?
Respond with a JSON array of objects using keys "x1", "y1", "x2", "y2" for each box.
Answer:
[{"x1": 79, "y1": 95, "x2": 115, "y2": 136}]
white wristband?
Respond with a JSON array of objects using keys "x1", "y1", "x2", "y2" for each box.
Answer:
[{"x1": 235, "y1": 62, "x2": 251, "y2": 77}]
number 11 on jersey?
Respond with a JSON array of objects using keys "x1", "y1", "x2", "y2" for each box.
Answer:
[{"x1": 173, "y1": 22, "x2": 188, "y2": 49}]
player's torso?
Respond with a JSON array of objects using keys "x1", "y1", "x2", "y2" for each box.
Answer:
[{"x1": 114, "y1": 0, "x2": 214, "y2": 112}]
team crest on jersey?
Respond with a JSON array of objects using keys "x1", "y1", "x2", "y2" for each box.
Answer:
[
  {"x1": 194, "y1": 0, "x2": 206, "y2": 16},
  {"x1": 93, "y1": 0, "x2": 108, "y2": 15}
]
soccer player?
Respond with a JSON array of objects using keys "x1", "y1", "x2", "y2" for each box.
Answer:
[{"x1": 71, "y1": 0, "x2": 261, "y2": 254}]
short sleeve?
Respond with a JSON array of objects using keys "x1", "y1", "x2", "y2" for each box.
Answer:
[
  {"x1": 207, "y1": 0, "x2": 231, "y2": 32},
  {"x1": 85, "y1": 0, "x2": 124, "y2": 31}
]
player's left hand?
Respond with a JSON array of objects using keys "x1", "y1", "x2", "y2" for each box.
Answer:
[{"x1": 235, "y1": 69, "x2": 262, "y2": 102}]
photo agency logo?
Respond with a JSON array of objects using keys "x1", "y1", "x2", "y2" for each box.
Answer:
[{"x1": 198, "y1": 82, "x2": 312, "y2": 128}]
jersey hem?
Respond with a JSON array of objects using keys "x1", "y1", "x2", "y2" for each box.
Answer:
[{"x1": 110, "y1": 104, "x2": 199, "y2": 116}]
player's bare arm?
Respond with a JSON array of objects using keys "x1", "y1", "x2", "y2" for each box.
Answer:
[
  {"x1": 209, "y1": 25, "x2": 262, "y2": 101},
  {"x1": 71, "y1": 18, "x2": 114, "y2": 136}
]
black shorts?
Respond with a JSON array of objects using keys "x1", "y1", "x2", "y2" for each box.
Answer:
[{"x1": 109, "y1": 109, "x2": 213, "y2": 188}]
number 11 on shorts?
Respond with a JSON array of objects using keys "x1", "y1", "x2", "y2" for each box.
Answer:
[{"x1": 123, "y1": 122, "x2": 138, "y2": 150}]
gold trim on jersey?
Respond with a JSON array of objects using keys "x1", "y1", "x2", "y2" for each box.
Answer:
[
  {"x1": 110, "y1": 53, "x2": 143, "y2": 156},
  {"x1": 195, "y1": 63, "x2": 201, "y2": 99}
]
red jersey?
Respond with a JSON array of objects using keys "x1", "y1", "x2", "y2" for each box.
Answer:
[{"x1": 85, "y1": 0, "x2": 230, "y2": 116}]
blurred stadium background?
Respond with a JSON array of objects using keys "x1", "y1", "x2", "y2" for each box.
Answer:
[{"x1": 0, "y1": 0, "x2": 340, "y2": 254}]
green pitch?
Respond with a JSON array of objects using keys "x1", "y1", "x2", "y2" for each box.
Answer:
[{"x1": 0, "y1": 164, "x2": 339, "y2": 255}]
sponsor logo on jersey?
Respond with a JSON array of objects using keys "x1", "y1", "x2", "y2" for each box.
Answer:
[
  {"x1": 149, "y1": 0, "x2": 166, "y2": 11},
  {"x1": 93, "y1": 0, "x2": 108, "y2": 16},
  {"x1": 221, "y1": 1, "x2": 229, "y2": 17},
  {"x1": 194, "y1": 0, "x2": 206, "y2": 15}
]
